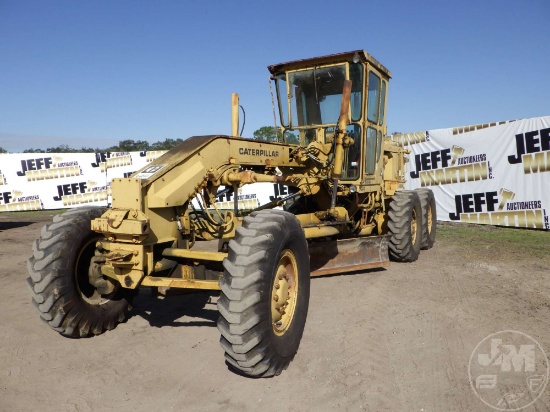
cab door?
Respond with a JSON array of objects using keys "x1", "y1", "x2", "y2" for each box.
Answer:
[{"x1": 364, "y1": 68, "x2": 388, "y2": 181}]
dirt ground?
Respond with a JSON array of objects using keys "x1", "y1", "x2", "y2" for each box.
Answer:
[{"x1": 0, "y1": 211, "x2": 549, "y2": 412}]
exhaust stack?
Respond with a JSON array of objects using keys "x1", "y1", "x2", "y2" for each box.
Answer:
[{"x1": 231, "y1": 93, "x2": 239, "y2": 136}]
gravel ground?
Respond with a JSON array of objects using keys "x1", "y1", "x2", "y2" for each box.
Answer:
[{"x1": 1, "y1": 211, "x2": 548, "y2": 411}]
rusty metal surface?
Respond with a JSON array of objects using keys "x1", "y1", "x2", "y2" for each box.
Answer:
[
  {"x1": 105, "y1": 249, "x2": 133, "y2": 261},
  {"x1": 162, "y1": 248, "x2": 227, "y2": 262},
  {"x1": 135, "y1": 134, "x2": 295, "y2": 188},
  {"x1": 106, "y1": 209, "x2": 128, "y2": 229},
  {"x1": 309, "y1": 236, "x2": 390, "y2": 277},
  {"x1": 141, "y1": 276, "x2": 221, "y2": 290},
  {"x1": 134, "y1": 135, "x2": 220, "y2": 186},
  {"x1": 268, "y1": 50, "x2": 392, "y2": 79}
]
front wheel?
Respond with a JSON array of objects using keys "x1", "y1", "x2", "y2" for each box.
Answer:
[
  {"x1": 27, "y1": 207, "x2": 133, "y2": 337},
  {"x1": 217, "y1": 210, "x2": 310, "y2": 377}
]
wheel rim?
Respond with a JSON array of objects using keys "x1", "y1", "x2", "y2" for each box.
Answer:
[
  {"x1": 75, "y1": 237, "x2": 114, "y2": 305},
  {"x1": 427, "y1": 204, "x2": 433, "y2": 234},
  {"x1": 271, "y1": 249, "x2": 299, "y2": 336},
  {"x1": 411, "y1": 209, "x2": 418, "y2": 244}
]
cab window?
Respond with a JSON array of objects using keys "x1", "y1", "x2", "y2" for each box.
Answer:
[
  {"x1": 342, "y1": 124, "x2": 362, "y2": 180},
  {"x1": 326, "y1": 125, "x2": 362, "y2": 180},
  {"x1": 276, "y1": 74, "x2": 289, "y2": 127},
  {"x1": 379, "y1": 80, "x2": 387, "y2": 126},
  {"x1": 367, "y1": 71, "x2": 381, "y2": 124},
  {"x1": 288, "y1": 65, "x2": 347, "y2": 127},
  {"x1": 366, "y1": 127, "x2": 377, "y2": 174},
  {"x1": 350, "y1": 62, "x2": 363, "y2": 122}
]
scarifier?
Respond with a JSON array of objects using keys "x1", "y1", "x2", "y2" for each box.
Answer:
[{"x1": 27, "y1": 50, "x2": 436, "y2": 377}]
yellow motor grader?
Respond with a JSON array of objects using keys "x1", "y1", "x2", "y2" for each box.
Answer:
[{"x1": 27, "y1": 50, "x2": 436, "y2": 377}]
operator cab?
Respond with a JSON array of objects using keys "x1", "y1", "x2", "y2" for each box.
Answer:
[{"x1": 268, "y1": 50, "x2": 391, "y2": 182}]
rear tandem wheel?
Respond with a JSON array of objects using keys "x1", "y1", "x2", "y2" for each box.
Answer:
[
  {"x1": 415, "y1": 188, "x2": 437, "y2": 250},
  {"x1": 387, "y1": 190, "x2": 423, "y2": 262}
]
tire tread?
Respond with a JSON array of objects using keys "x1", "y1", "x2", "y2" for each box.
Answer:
[
  {"x1": 26, "y1": 207, "x2": 133, "y2": 338},
  {"x1": 387, "y1": 191, "x2": 422, "y2": 262},
  {"x1": 217, "y1": 210, "x2": 310, "y2": 377}
]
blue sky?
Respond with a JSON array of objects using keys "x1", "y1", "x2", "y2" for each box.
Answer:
[{"x1": 1, "y1": 0, "x2": 549, "y2": 151}]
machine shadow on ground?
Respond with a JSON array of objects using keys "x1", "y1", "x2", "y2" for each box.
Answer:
[
  {"x1": 130, "y1": 289, "x2": 219, "y2": 328},
  {"x1": 0, "y1": 221, "x2": 35, "y2": 231}
]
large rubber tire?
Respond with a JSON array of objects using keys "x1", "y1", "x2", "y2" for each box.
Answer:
[
  {"x1": 415, "y1": 188, "x2": 437, "y2": 250},
  {"x1": 387, "y1": 190, "x2": 423, "y2": 262},
  {"x1": 27, "y1": 207, "x2": 133, "y2": 337},
  {"x1": 217, "y1": 209, "x2": 310, "y2": 377}
]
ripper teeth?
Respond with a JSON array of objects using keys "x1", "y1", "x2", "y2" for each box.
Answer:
[
  {"x1": 0, "y1": 199, "x2": 42, "y2": 212},
  {"x1": 26, "y1": 165, "x2": 81, "y2": 181},
  {"x1": 61, "y1": 190, "x2": 108, "y2": 206},
  {"x1": 99, "y1": 155, "x2": 132, "y2": 172}
]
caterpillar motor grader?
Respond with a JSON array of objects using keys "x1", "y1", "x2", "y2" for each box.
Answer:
[{"x1": 27, "y1": 50, "x2": 436, "y2": 377}]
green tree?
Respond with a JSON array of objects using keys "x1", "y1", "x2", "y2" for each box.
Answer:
[
  {"x1": 19, "y1": 138, "x2": 186, "y2": 153},
  {"x1": 23, "y1": 148, "x2": 46, "y2": 153},
  {"x1": 150, "y1": 138, "x2": 184, "y2": 150},
  {"x1": 78, "y1": 147, "x2": 99, "y2": 153},
  {"x1": 253, "y1": 126, "x2": 278, "y2": 142},
  {"x1": 111, "y1": 139, "x2": 151, "y2": 152},
  {"x1": 285, "y1": 132, "x2": 299, "y2": 145},
  {"x1": 253, "y1": 126, "x2": 300, "y2": 145},
  {"x1": 45, "y1": 144, "x2": 79, "y2": 153}
]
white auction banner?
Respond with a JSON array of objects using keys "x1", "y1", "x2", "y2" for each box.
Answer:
[
  {"x1": 397, "y1": 115, "x2": 550, "y2": 230},
  {"x1": 0, "y1": 149, "x2": 286, "y2": 213},
  {"x1": 2, "y1": 116, "x2": 548, "y2": 231},
  {"x1": 0, "y1": 151, "x2": 165, "y2": 212}
]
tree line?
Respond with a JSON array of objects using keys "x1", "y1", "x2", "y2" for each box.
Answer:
[
  {"x1": 0, "y1": 138, "x2": 185, "y2": 154},
  {"x1": 0, "y1": 126, "x2": 297, "y2": 154}
]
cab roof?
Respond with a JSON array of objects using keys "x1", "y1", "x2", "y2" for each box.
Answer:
[{"x1": 267, "y1": 50, "x2": 392, "y2": 79}]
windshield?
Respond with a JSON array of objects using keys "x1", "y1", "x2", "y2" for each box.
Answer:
[{"x1": 287, "y1": 65, "x2": 346, "y2": 127}]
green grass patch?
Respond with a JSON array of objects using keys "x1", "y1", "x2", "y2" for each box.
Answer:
[
  {"x1": 437, "y1": 222, "x2": 550, "y2": 262},
  {"x1": 0, "y1": 209, "x2": 64, "y2": 220}
]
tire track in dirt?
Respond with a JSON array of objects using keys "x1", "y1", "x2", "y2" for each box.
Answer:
[
  {"x1": 328, "y1": 270, "x2": 402, "y2": 411},
  {"x1": 384, "y1": 253, "x2": 474, "y2": 412},
  {"x1": 3, "y1": 215, "x2": 550, "y2": 411}
]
